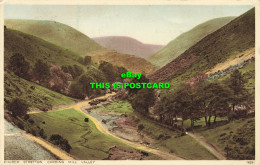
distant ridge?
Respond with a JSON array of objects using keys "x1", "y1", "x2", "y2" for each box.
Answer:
[{"x1": 93, "y1": 36, "x2": 164, "y2": 59}]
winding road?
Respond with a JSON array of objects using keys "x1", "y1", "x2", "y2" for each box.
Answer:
[
  {"x1": 28, "y1": 93, "x2": 183, "y2": 160},
  {"x1": 26, "y1": 93, "x2": 227, "y2": 160}
]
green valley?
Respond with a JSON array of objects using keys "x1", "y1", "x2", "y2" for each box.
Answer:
[{"x1": 4, "y1": 6, "x2": 256, "y2": 161}]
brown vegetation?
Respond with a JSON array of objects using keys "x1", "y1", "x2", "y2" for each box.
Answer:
[
  {"x1": 90, "y1": 50, "x2": 156, "y2": 75},
  {"x1": 148, "y1": 53, "x2": 199, "y2": 82}
]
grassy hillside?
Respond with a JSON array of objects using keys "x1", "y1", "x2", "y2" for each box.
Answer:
[
  {"x1": 28, "y1": 109, "x2": 130, "y2": 159},
  {"x1": 197, "y1": 117, "x2": 255, "y2": 160},
  {"x1": 4, "y1": 28, "x2": 108, "y2": 108},
  {"x1": 136, "y1": 113, "x2": 217, "y2": 160},
  {"x1": 210, "y1": 56, "x2": 255, "y2": 96},
  {"x1": 5, "y1": 19, "x2": 103, "y2": 57},
  {"x1": 149, "y1": 8, "x2": 254, "y2": 84},
  {"x1": 148, "y1": 17, "x2": 235, "y2": 68},
  {"x1": 93, "y1": 36, "x2": 163, "y2": 59},
  {"x1": 4, "y1": 28, "x2": 105, "y2": 79},
  {"x1": 146, "y1": 8, "x2": 255, "y2": 160},
  {"x1": 4, "y1": 21, "x2": 156, "y2": 75},
  {"x1": 90, "y1": 50, "x2": 156, "y2": 75},
  {"x1": 4, "y1": 71, "x2": 76, "y2": 109}
]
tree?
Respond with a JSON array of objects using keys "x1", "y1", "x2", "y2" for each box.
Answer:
[
  {"x1": 162, "y1": 86, "x2": 185, "y2": 126},
  {"x1": 33, "y1": 60, "x2": 50, "y2": 83},
  {"x1": 98, "y1": 61, "x2": 127, "y2": 82},
  {"x1": 78, "y1": 74, "x2": 96, "y2": 95},
  {"x1": 7, "y1": 98, "x2": 29, "y2": 117},
  {"x1": 131, "y1": 88, "x2": 155, "y2": 114},
  {"x1": 48, "y1": 65, "x2": 72, "y2": 93},
  {"x1": 69, "y1": 81, "x2": 87, "y2": 99},
  {"x1": 73, "y1": 65, "x2": 83, "y2": 77},
  {"x1": 162, "y1": 83, "x2": 200, "y2": 130},
  {"x1": 117, "y1": 66, "x2": 127, "y2": 80},
  {"x1": 179, "y1": 84, "x2": 200, "y2": 130},
  {"x1": 9, "y1": 53, "x2": 30, "y2": 79},
  {"x1": 127, "y1": 74, "x2": 149, "y2": 95},
  {"x1": 196, "y1": 81, "x2": 231, "y2": 126},
  {"x1": 99, "y1": 61, "x2": 117, "y2": 82},
  {"x1": 62, "y1": 65, "x2": 83, "y2": 79},
  {"x1": 228, "y1": 70, "x2": 248, "y2": 112}
]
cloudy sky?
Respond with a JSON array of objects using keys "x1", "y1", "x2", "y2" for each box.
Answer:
[{"x1": 5, "y1": 5, "x2": 253, "y2": 45}]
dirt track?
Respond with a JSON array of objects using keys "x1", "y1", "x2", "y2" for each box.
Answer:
[
  {"x1": 28, "y1": 93, "x2": 183, "y2": 160},
  {"x1": 187, "y1": 132, "x2": 226, "y2": 160},
  {"x1": 206, "y1": 48, "x2": 255, "y2": 75}
]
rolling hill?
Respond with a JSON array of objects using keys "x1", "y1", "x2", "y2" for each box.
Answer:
[
  {"x1": 5, "y1": 19, "x2": 103, "y2": 57},
  {"x1": 89, "y1": 50, "x2": 156, "y2": 75},
  {"x1": 147, "y1": 9, "x2": 255, "y2": 160},
  {"x1": 148, "y1": 8, "x2": 254, "y2": 84},
  {"x1": 4, "y1": 28, "x2": 106, "y2": 108},
  {"x1": 4, "y1": 71, "x2": 76, "y2": 109},
  {"x1": 5, "y1": 20, "x2": 156, "y2": 74},
  {"x1": 4, "y1": 28, "x2": 103, "y2": 74},
  {"x1": 93, "y1": 36, "x2": 164, "y2": 59},
  {"x1": 148, "y1": 17, "x2": 236, "y2": 68}
]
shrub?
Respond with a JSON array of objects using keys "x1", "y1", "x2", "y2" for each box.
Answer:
[
  {"x1": 84, "y1": 56, "x2": 92, "y2": 65},
  {"x1": 28, "y1": 119, "x2": 35, "y2": 124},
  {"x1": 220, "y1": 133, "x2": 226, "y2": 137},
  {"x1": 39, "y1": 129, "x2": 47, "y2": 139},
  {"x1": 31, "y1": 128, "x2": 37, "y2": 136},
  {"x1": 7, "y1": 98, "x2": 29, "y2": 117},
  {"x1": 17, "y1": 122, "x2": 24, "y2": 130},
  {"x1": 62, "y1": 64, "x2": 83, "y2": 79},
  {"x1": 23, "y1": 114, "x2": 30, "y2": 120},
  {"x1": 49, "y1": 65, "x2": 72, "y2": 93},
  {"x1": 9, "y1": 53, "x2": 30, "y2": 79},
  {"x1": 33, "y1": 60, "x2": 50, "y2": 82},
  {"x1": 49, "y1": 134, "x2": 72, "y2": 153},
  {"x1": 138, "y1": 124, "x2": 144, "y2": 131},
  {"x1": 131, "y1": 88, "x2": 155, "y2": 114},
  {"x1": 157, "y1": 134, "x2": 164, "y2": 140},
  {"x1": 69, "y1": 82, "x2": 86, "y2": 99}
]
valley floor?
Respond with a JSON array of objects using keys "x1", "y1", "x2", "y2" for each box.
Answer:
[
  {"x1": 6, "y1": 94, "x2": 254, "y2": 160},
  {"x1": 27, "y1": 94, "x2": 182, "y2": 160}
]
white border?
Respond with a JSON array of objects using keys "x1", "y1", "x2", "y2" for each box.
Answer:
[{"x1": 1, "y1": 0, "x2": 259, "y2": 165}]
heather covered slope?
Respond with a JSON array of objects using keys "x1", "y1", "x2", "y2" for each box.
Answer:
[
  {"x1": 93, "y1": 36, "x2": 164, "y2": 59},
  {"x1": 90, "y1": 50, "x2": 156, "y2": 75},
  {"x1": 5, "y1": 19, "x2": 103, "y2": 56},
  {"x1": 148, "y1": 9, "x2": 254, "y2": 83},
  {"x1": 148, "y1": 17, "x2": 235, "y2": 68}
]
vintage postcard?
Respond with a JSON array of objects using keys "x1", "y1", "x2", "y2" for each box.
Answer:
[{"x1": 1, "y1": 0, "x2": 259, "y2": 164}]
